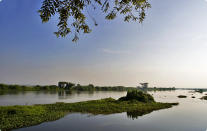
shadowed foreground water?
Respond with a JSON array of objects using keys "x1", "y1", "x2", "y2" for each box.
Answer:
[{"x1": 1, "y1": 90, "x2": 207, "y2": 131}]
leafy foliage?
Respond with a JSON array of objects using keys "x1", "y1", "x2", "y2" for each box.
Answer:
[
  {"x1": 38, "y1": 0, "x2": 151, "y2": 41},
  {"x1": 119, "y1": 90, "x2": 155, "y2": 102}
]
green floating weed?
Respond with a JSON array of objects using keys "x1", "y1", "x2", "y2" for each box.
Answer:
[
  {"x1": 177, "y1": 95, "x2": 187, "y2": 98},
  {"x1": 0, "y1": 93, "x2": 178, "y2": 131}
]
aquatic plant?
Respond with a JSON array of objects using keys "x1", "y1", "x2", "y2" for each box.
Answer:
[
  {"x1": 195, "y1": 89, "x2": 203, "y2": 93},
  {"x1": 0, "y1": 96, "x2": 178, "y2": 130},
  {"x1": 147, "y1": 87, "x2": 176, "y2": 91},
  {"x1": 200, "y1": 96, "x2": 207, "y2": 100},
  {"x1": 177, "y1": 95, "x2": 187, "y2": 98},
  {"x1": 119, "y1": 90, "x2": 154, "y2": 103}
]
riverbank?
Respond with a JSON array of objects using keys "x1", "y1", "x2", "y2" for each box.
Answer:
[
  {"x1": 0, "y1": 97, "x2": 178, "y2": 130},
  {"x1": 0, "y1": 83, "x2": 177, "y2": 92},
  {"x1": 0, "y1": 83, "x2": 135, "y2": 91}
]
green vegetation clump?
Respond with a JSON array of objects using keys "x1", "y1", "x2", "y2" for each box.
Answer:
[
  {"x1": 177, "y1": 95, "x2": 187, "y2": 98},
  {"x1": 0, "y1": 95, "x2": 178, "y2": 130},
  {"x1": 200, "y1": 96, "x2": 207, "y2": 100},
  {"x1": 119, "y1": 90, "x2": 154, "y2": 103}
]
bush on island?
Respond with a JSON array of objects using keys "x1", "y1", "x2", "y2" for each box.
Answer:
[{"x1": 118, "y1": 90, "x2": 155, "y2": 103}]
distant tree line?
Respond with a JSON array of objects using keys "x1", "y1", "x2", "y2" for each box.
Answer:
[
  {"x1": 0, "y1": 83, "x2": 136, "y2": 91},
  {"x1": 0, "y1": 83, "x2": 59, "y2": 91},
  {"x1": 147, "y1": 87, "x2": 176, "y2": 91},
  {"x1": 72, "y1": 84, "x2": 135, "y2": 91},
  {"x1": 0, "y1": 83, "x2": 178, "y2": 92},
  {"x1": 58, "y1": 82, "x2": 136, "y2": 91}
]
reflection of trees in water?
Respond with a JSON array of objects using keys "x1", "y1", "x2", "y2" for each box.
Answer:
[
  {"x1": 147, "y1": 89, "x2": 176, "y2": 93},
  {"x1": 76, "y1": 91, "x2": 94, "y2": 96},
  {"x1": 0, "y1": 90, "x2": 27, "y2": 95},
  {"x1": 0, "y1": 90, "x2": 59, "y2": 96},
  {"x1": 126, "y1": 110, "x2": 152, "y2": 120},
  {"x1": 58, "y1": 90, "x2": 95, "y2": 99},
  {"x1": 88, "y1": 91, "x2": 94, "y2": 97},
  {"x1": 34, "y1": 90, "x2": 58, "y2": 95},
  {"x1": 58, "y1": 90, "x2": 73, "y2": 99}
]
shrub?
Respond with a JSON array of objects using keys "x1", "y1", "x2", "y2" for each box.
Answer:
[{"x1": 118, "y1": 90, "x2": 155, "y2": 103}]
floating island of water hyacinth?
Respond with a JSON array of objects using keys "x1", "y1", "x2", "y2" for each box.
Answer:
[
  {"x1": 0, "y1": 90, "x2": 178, "y2": 131},
  {"x1": 200, "y1": 96, "x2": 207, "y2": 100},
  {"x1": 177, "y1": 95, "x2": 187, "y2": 98}
]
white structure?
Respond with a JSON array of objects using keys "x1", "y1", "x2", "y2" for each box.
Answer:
[{"x1": 140, "y1": 83, "x2": 148, "y2": 89}]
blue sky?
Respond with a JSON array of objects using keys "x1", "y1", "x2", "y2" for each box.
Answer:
[{"x1": 1, "y1": 0, "x2": 207, "y2": 88}]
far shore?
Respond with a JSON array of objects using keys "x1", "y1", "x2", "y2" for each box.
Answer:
[{"x1": 0, "y1": 83, "x2": 176, "y2": 92}]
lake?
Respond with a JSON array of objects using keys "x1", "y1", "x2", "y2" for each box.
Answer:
[
  {"x1": 0, "y1": 90, "x2": 127, "y2": 106},
  {"x1": 1, "y1": 90, "x2": 207, "y2": 131}
]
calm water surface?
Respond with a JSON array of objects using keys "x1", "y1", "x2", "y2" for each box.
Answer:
[
  {"x1": 0, "y1": 90, "x2": 126, "y2": 106},
  {"x1": 1, "y1": 90, "x2": 207, "y2": 131}
]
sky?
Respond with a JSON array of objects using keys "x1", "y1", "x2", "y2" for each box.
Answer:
[{"x1": 1, "y1": 0, "x2": 207, "y2": 88}]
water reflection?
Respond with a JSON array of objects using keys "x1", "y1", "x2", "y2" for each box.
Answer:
[
  {"x1": 126, "y1": 110, "x2": 150, "y2": 120},
  {"x1": 58, "y1": 90, "x2": 72, "y2": 99},
  {"x1": 14, "y1": 90, "x2": 207, "y2": 131},
  {"x1": 0, "y1": 90, "x2": 26, "y2": 95},
  {"x1": 0, "y1": 90, "x2": 126, "y2": 106},
  {"x1": 1, "y1": 90, "x2": 207, "y2": 131}
]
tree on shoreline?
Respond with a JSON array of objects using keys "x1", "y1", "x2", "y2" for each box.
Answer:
[{"x1": 38, "y1": 0, "x2": 151, "y2": 42}]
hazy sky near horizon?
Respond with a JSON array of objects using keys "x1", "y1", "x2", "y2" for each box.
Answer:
[{"x1": 1, "y1": 0, "x2": 207, "y2": 88}]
